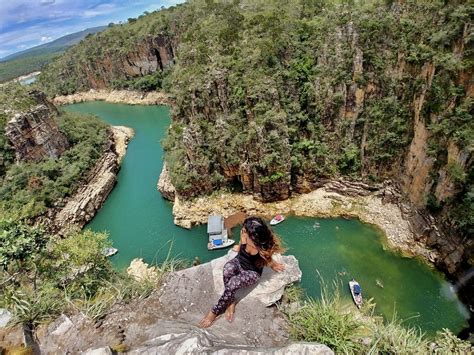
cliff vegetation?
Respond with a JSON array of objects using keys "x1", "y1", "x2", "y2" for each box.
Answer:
[
  {"x1": 0, "y1": 84, "x2": 162, "y2": 345},
  {"x1": 38, "y1": 1, "x2": 473, "y2": 244},
  {"x1": 0, "y1": 83, "x2": 109, "y2": 220}
]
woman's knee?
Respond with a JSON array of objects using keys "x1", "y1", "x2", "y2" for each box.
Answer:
[{"x1": 223, "y1": 259, "x2": 239, "y2": 275}]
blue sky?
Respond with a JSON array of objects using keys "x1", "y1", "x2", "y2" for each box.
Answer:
[{"x1": 0, "y1": 0, "x2": 185, "y2": 59}]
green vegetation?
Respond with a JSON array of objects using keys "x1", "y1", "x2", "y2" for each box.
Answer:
[
  {"x1": 0, "y1": 82, "x2": 108, "y2": 218},
  {"x1": 0, "y1": 26, "x2": 106, "y2": 83},
  {"x1": 0, "y1": 83, "x2": 39, "y2": 175},
  {"x1": 282, "y1": 280, "x2": 472, "y2": 354},
  {"x1": 37, "y1": 7, "x2": 183, "y2": 95},
  {"x1": 0, "y1": 218, "x2": 180, "y2": 329},
  {"x1": 36, "y1": 0, "x2": 473, "y2": 238},
  {"x1": 0, "y1": 52, "x2": 61, "y2": 83},
  {"x1": 0, "y1": 110, "x2": 108, "y2": 219}
]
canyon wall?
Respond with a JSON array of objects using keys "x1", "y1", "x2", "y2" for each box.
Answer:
[
  {"x1": 5, "y1": 90, "x2": 69, "y2": 162},
  {"x1": 40, "y1": 126, "x2": 133, "y2": 235}
]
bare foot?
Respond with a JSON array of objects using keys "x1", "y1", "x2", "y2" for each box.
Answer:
[
  {"x1": 198, "y1": 311, "x2": 217, "y2": 328},
  {"x1": 225, "y1": 303, "x2": 236, "y2": 322}
]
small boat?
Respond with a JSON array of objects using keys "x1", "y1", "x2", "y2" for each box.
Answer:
[
  {"x1": 376, "y1": 279, "x2": 384, "y2": 288},
  {"x1": 102, "y1": 247, "x2": 118, "y2": 257},
  {"x1": 207, "y1": 215, "x2": 235, "y2": 250},
  {"x1": 208, "y1": 239, "x2": 236, "y2": 250},
  {"x1": 349, "y1": 279, "x2": 363, "y2": 309},
  {"x1": 270, "y1": 214, "x2": 285, "y2": 225}
]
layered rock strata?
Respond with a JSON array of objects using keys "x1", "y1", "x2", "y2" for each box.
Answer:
[
  {"x1": 41, "y1": 126, "x2": 134, "y2": 235},
  {"x1": 29, "y1": 251, "x2": 333, "y2": 354},
  {"x1": 5, "y1": 90, "x2": 69, "y2": 162}
]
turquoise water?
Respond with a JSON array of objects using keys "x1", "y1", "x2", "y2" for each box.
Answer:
[{"x1": 63, "y1": 102, "x2": 469, "y2": 335}]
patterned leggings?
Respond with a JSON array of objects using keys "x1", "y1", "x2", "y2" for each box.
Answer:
[{"x1": 211, "y1": 257, "x2": 260, "y2": 315}]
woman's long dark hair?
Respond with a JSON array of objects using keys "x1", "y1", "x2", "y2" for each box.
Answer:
[{"x1": 243, "y1": 216, "x2": 285, "y2": 267}]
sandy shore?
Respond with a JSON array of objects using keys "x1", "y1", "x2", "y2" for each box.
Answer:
[{"x1": 53, "y1": 89, "x2": 171, "y2": 106}]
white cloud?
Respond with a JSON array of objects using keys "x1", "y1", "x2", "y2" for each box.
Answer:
[
  {"x1": 40, "y1": 36, "x2": 52, "y2": 42},
  {"x1": 40, "y1": 0, "x2": 56, "y2": 5},
  {"x1": 83, "y1": 3, "x2": 117, "y2": 18}
]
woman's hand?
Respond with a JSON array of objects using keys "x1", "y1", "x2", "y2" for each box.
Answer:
[
  {"x1": 232, "y1": 245, "x2": 240, "y2": 252},
  {"x1": 270, "y1": 261, "x2": 285, "y2": 272}
]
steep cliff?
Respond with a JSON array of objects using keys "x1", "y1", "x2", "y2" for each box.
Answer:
[
  {"x1": 4, "y1": 90, "x2": 69, "y2": 162},
  {"x1": 0, "y1": 84, "x2": 112, "y2": 221},
  {"x1": 40, "y1": 126, "x2": 134, "y2": 235},
  {"x1": 159, "y1": 1, "x2": 472, "y2": 210},
  {"x1": 38, "y1": 19, "x2": 178, "y2": 95}
]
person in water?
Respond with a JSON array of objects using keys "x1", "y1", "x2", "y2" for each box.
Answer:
[{"x1": 199, "y1": 216, "x2": 285, "y2": 328}]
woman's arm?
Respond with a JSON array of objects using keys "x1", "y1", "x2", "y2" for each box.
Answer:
[{"x1": 233, "y1": 231, "x2": 247, "y2": 251}]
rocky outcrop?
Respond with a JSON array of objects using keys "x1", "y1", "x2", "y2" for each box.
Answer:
[
  {"x1": 40, "y1": 126, "x2": 133, "y2": 235},
  {"x1": 127, "y1": 258, "x2": 160, "y2": 282},
  {"x1": 80, "y1": 34, "x2": 175, "y2": 90},
  {"x1": 53, "y1": 89, "x2": 171, "y2": 106},
  {"x1": 434, "y1": 141, "x2": 472, "y2": 204},
  {"x1": 5, "y1": 90, "x2": 69, "y2": 162},
  {"x1": 31, "y1": 251, "x2": 332, "y2": 354},
  {"x1": 401, "y1": 63, "x2": 436, "y2": 207},
  {"x1": 157, "y1": 162, "x2": 176, "y2": 201},
  {"x1": 111, "y1": 126, "x2": 134, "y2": 164}
]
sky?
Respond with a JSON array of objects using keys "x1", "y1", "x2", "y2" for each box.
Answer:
[{"x1": 0, "y1": 0, "x2": 185, "y2": 59}]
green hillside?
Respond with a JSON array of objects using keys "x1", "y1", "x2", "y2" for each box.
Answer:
[
  {"x1": 0, "y1": 26, "x2": 106, "y2": 83},
  {"x1": 37, "y1": 0, "x2": 473, "y2": 237}
]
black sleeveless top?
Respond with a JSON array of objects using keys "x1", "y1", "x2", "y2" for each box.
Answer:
[{"x1": 237, "y1": 244, "x2": 263, "y2": 275}]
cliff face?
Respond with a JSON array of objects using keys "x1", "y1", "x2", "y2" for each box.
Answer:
[
  {"x1": 79, "y1": 35, "x2": 175, "y2": 90},
  {"x1": 40, "y1": 126, "x2": 134, "y2": 235},
  {"x1": 159, "y1": 2, "x2": 472, "y2": 212},
  {"x1": 39, "y1": 30, "x2": 176, "y2": 95},
  {"x1": 5, "y1": 90, "x2": 69, "y2": 162}
]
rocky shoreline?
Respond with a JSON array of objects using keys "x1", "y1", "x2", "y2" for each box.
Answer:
[
  {"x1": 40, "y1": 125, "x2": 134, "y2": 235},
  {"x1": 159, "y1": 166, "x2": 466, "y2": 275},
  {"x1": 53, "y1": 89, "x2": 171, "y2": 106}
]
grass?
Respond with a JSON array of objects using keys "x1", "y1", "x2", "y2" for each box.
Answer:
[
  {"x1": 284, "y1": 278, "x2": 366, "y2": 353},
  {"x1": 68, "y1": 255, "x2": 186, "y2": 321},
  {"x1": 282, "y1": 276, "x2": 473, "y2": 354}
]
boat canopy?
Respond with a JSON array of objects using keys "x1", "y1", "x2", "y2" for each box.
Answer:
[
  {"x1": 213, "y1": 239, "x2": 223, "y2": 246},
  {"x1": 207, "y1": 215, "x2": 223, "y2": 234},
  {"x1": 354, "y1": 284, "x2": 361, "y2": 295}
]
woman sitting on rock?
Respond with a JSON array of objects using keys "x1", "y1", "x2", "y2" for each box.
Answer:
[{"x1": 199, "y1": 216, "x2": 285, "y2": 328}]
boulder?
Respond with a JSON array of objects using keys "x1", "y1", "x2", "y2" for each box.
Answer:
[
  {"x1": 83, "y1": 347, "x2": 113, "y2": 355},
  {"x1": 127, "y1": 258, "x2": 160, "y2": 282},
  {"x1": 35, "y1": 252, "x2": 319, "y2": 353},
  {"x1": 157, "y1": 162, "x2": 176, "y2": 201}
]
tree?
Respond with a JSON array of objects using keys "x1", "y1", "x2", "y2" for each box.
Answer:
[{"x1": 0, "y1": 218, "x2": 46, "y2": 270}]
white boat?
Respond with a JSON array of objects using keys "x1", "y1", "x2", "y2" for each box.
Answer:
[
  {"x1": 270, "y1": 214, "x2": 285, "y2": 225},
  {"x1": 208, "y1": 238, "x2": 236, "y2": 250},
  {"x1": 349, "y1": 279, "x2": 363, "y2": 309},
  {"x1": 207, "y1": 215, "x2": 235, "y2": 250},
  {"x1": 102, "y1": 247, "x2": 118, "y2": 257}
]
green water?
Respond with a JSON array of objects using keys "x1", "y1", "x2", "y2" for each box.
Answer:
[{"x1": 63, "y1": 102, "x2": 468, "y2": 335}]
